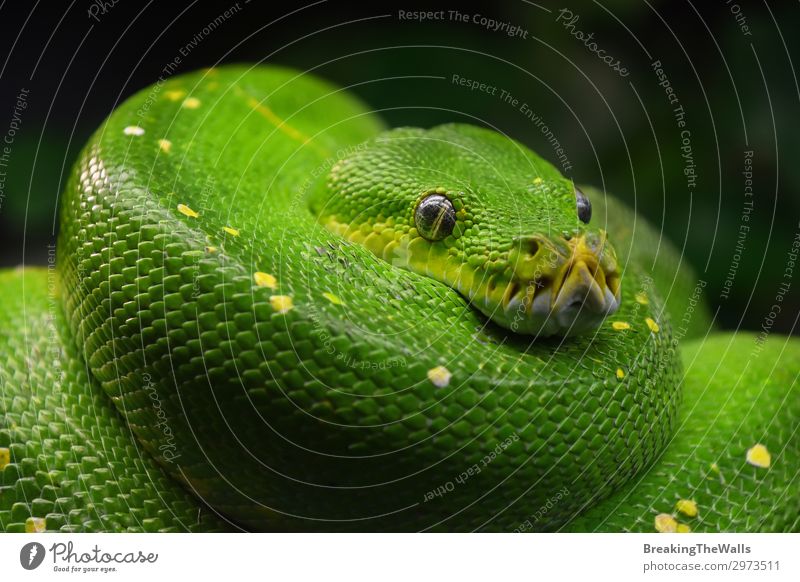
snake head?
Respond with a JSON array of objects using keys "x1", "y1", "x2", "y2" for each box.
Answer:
[{"x1": 312, "y1": 123, "x2": 621, "y2": 337}]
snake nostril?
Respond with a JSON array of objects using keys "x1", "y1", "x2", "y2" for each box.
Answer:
[{"x1": 525, "y1": 237, "x2": 541, "y2": 258}]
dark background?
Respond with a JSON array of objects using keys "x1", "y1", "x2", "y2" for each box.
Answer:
[{"x1": 0, "y1": 0, "x2": 797, "y2": 333}]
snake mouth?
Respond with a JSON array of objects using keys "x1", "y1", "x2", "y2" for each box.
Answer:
[
  {"x1": 500, "y1": 263, "x2": 620, "y2": 337},
  {"x1": 483, "y1": 233, "x2": 621, "y2": 337}
]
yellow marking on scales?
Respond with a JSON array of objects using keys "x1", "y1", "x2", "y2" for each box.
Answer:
[
  {"x1": 270, "y1": 295, "x2": 294, "y2": 314},
  {"x1": 0, "y1": 447, "x2": 9, "y2": 469},
  {"x1": 25, "y1": 517, "x2": 46, "y2": 533},
  {"x1": 654, "y1": 513, "x2": 677, "y2": 533},
  {"x1": 164, "y1": 90, "x2": 186, "y2": 102},
  {"x1": 205, "y1": 246, "x2": 218, "y2": 254},
  {"x1": 182, "y1": 97, "x2": 202, "y2": 109},
  {"x1": 177, "y1": 204, "x2": 199, "y2": 218},
  {"x1": 635, "y1": 292, "x2": 649, "y2": 305},
  {"x1": 675, "y1": 499, "x2": 698, "y2": 518},
  {"x1": 427, "y1": 366, "x2": 452, "y2": 388},
  {"x1": 746, "y1": 444, "x2": 771, "y2": 468},
  {"x1": 253, "y1": 272, "x2": 278, "y2": 289},
  {"x1": 708, "y1": 462, "x2": 725, "y2": 484},
  {"x1": 223, "y1": 226, "x2": 240, "y2": 237},
  {"x1": 233, "y1": 85, "x2": 329, "y2": 156},
  {"x1": 158, "y1": 139, "x2": 172, "y2": 153},
  {"x1": 611, "y1": 321, "x2": 631, "y2": 331},
  {"x1": 616, "y1": 368, "x2": 625, "y2": 380},
  {"x1": 645, "y1": 317, "x2": 660, "y2": 333},
  {"x1": 676, "y1": 523, "x2": 691, "y2": 533},
  {"x1": 322, "y1": 292, "x2": 345, "y2": 305}
]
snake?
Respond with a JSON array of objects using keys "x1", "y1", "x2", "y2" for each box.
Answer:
[{"x1": 1, "y1": 65, "x2": 798, "y2": 533}]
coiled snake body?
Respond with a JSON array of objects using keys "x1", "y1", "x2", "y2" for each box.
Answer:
[{"x1": 0, "y1": 66, "x2": 797, "y2": 532}]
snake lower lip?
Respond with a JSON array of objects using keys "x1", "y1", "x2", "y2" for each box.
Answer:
[
  {"x1": 500, "y1": 259, "x2": 620, "y2": 336},
  {"x1": 503, "y1": 288, "x2": 619, "y2": 337}
]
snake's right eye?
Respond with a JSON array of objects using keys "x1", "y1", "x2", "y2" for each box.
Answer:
[
  {"x1": 575, "y1": 187, "x2": 592, "y2": 224},
  {"x1": 415, "y1": 194, "x2": 456, "y2": 241}
]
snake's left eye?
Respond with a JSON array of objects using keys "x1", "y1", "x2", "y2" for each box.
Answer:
[
  {"x1": 415, "y1": 193, "x2": 456, "y2": 241},
  {"x1": 575, "y1": 187, "x2": 591, "y2": 224}
]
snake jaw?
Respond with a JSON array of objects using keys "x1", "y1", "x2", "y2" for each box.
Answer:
[
  {"x1": 550, "y1": 259, "x2": 621, "y2": 330},
  {"x1": 485, "y1": 232, "x2": 621, "y2": 337}
]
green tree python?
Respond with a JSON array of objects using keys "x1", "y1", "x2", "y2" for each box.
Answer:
[{"x1": 1, "y1": 66, "x2": 797, "y2": 532}]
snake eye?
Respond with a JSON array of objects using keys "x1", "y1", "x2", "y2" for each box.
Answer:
[
  {"x1": 415, "y1": 193, "x2": 456, "y2": 241},
  {"x1": 575, "y1": 187, "x2": 592, "y2": 224}
]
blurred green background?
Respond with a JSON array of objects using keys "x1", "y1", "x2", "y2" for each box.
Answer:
[{"x1": 0, "y1": 0, "x2": 797, "y2": 333}]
